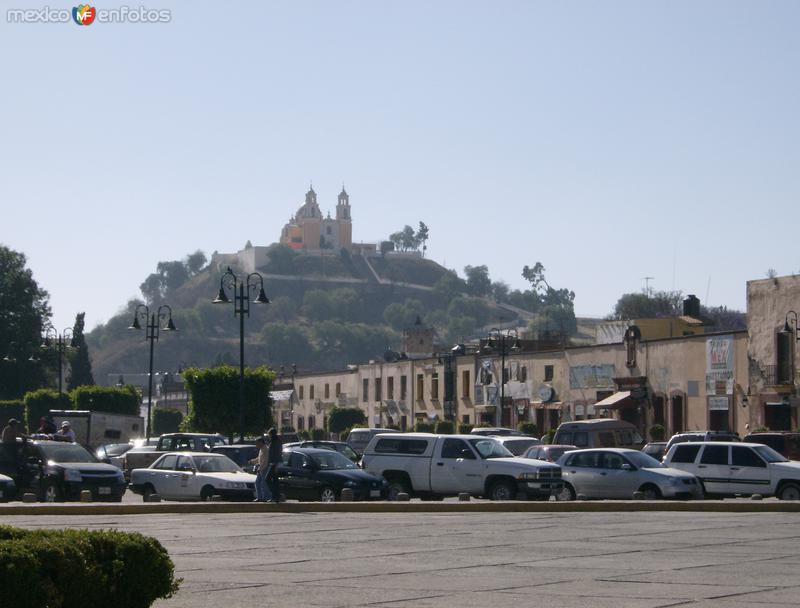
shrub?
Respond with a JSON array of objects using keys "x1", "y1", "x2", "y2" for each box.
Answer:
[
  {"x1": 648, "y1": 424, "x2": 665, "y2": 441},
  {"x1": 0, "y1": 400, "x2": 24, "y2": 427},
  {"x1": 71, "y1": 385, "x2": 140, "y2": 415},
  {"x1": 298, "y1": 430, "x2": 311, "y2": 440},
  {"x1": 311, "y1": 428, "x2": 326, "y2": 441},
  {"x1": 414, "y1": 421, "x2": 434, "y2": 433},
  {"x1": 458, "y1": 423, "x2": 474, "y2": 434},
  {"x1": 0, "y1": 525, "x2": 179, "y2": 608},
  {"x1": 23, "y1": 389, "x2": 71, "y2": 433},
  {"x1": 542, "y1": 429, "x2": 556, "y2": 444},
  {"x1": 435, "y1": 420, "x2": 454, "y2": 434},
  {"x1": 152, "y1": 409, "x2": 183, "y2": 435},
  {"x1": 327, "y1": 407, "x2": 367, "y2": 435},
  {"x1": 517, "y1": 422, "x2": 539, "y2": 437}
]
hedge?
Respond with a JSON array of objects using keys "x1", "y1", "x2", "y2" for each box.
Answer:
[
  {"x1": 326, "y1": 407, "x2": 366, "y2": 435},
  {"x1": 434, "y1": 420, "x2": 454, "y2": 434},
  {"x1": 153, "y1": 409, "x2": 183, "y2": 435},
  {"x1": 517, "y1": 422, "x2": 539, "y2": 437},
  {"x1": 71, "y1": 385, "x2": 140, "y2": 416},
  {"x1": 0, "y1": 525, "x2": 180, "y2": 608},
  {"x1": 458, "y1": 423, "x2": 474, "y2": 434},
  {"x1": 23, "y1": 389, "x2": 71, "y2": 433},
  {"x1": 414, "y1": 421, "x2": 435, "y2": 433},
  {"x1": 0, "y1": 400, "x2": 24, "y2": 427}
]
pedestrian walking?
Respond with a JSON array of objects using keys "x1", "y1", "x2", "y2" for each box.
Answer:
[
  {"x1": 250, "y1": 436, "x2": 272, "y2": 502},
  {"x1": 1, "y1": 419, "x2": 26, "y2": 444},
  {"x1": 266, "y1": 428, "x2": 282, "y2": 503}
]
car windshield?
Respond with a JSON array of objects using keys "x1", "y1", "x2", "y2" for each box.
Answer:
[
  {"x1": 38, "y1": 444, "x2": 97, "y2": 463},
  {"x1": 191, "y1": 455, "x2": 242, "y2": 473},
  {"x1": 753, "y1": 445, "x2": 789, "y2": 463},
  {"x1": 468, "y1": 438, "x2": 513, "y2": 459},
  {"x1": 502, "y1": 439, "x2": 540, "y2": 456},
  {"x1": 311, "y1": 451, "x2": 359, "y2": 470},
  {"x1": 626, "y1": 451, "x2": 665, "y2": 469},
  {"x1": 105, "y1": 444, "x2": 133, "y2": 457}
]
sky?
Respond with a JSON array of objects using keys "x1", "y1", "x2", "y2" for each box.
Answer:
[{"x1": 1, "y1": 1, "x2": 798, "y2": 332}]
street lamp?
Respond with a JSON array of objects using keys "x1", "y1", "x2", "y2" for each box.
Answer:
[
  {"x1": 39, "y1": 327, "x2": 76, "y2": 395},
  {"x1": 481, "y1": 328, "x2": 521, "y2": 427},
  {"x1": 213, "y1": 266, "x2": 269, "y2": 441},
  {"x1": 438, "y1": 344, "x2": 465, "y2": 423},
  {"x1": 277, "y1": 363, "x2": 298, "y2": 430},
  {"x1": 128, "y1": 304, "x2": 177, "y2": 440}
]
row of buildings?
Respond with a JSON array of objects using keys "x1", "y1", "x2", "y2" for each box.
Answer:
[{"x1": 270, "y1": 275, "x2": 800, "y2": 440}]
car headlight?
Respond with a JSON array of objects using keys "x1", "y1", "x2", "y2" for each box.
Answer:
[
  {"x1": 665, "y1": 477, "x2": 680, "y2": 486},
  {"x1": 64, "y1": 470, "x2": 82, "y2": 482},
  {"x1": 224, "y1": 482, "x2": 246, "y2": 489},
  {"x1": 517, "y1": 472, "x2": 538, "y2": 480},
  {"x1": 344, "y1": 480, "x2": 358, "y2": 487}
]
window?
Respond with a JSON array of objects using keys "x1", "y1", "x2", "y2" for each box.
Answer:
[
  {"x1": 363, "y1": 379, "x2": 369, "y2": 402},
  {"x1": 441, "y1": 438, "x2": 474, "y2": 459},
  {"x1": 400, "y1": 376, "x2": 407, "y2": 400},
  {"x1": 324, "y1": 384, "x2": 330, "y2": 399},
  {"x1": 502, "y1": 368, "x2": 509, "y2": 383},
  {"x1": 618, "y1": 430, "x2": 634, "y2": 446},
  {"x1": 299, "y1": 385, "x2": 304, "y2": 400},
  {"x1": 375, "y1": 378, "x2": 382, "y2": 401},
  {"x1": 572, "y1": 432, "x2": 588, "y2": 447},
  {"x1": 416, "y1": 374, "x2": 424, "y2": 398},
  {"x1": 568, "y1": 451, "x2": 600, "y2": 467},
  {"x1": 431, "y1": 372, "x2": 439, "y2": 399},
  {"x1": 176, "y1": 456, "x2": 193, "y2": 471},
  {"x1": 732, "y1": 446, "x2": 766, "y2": 468},
  {"x1": 700, "y1": 445, "x2": 729, "y2": 465},
  {"x1": 309, "y1": 385, "x2": 315, "y2": 399},
  {"x1": 289, "y1": 452, "x2": 310, "y2": 469},
  {"x1": 387, "y1": 376, "x2": 394, "y2": 400},
  {"x1": 462, "y1": 414, "x2": 470, "y2": 424},
  {"x1": 156, "y1": 455, "x2": 178, "y2": 470},
  {"x1": 335, "y1": 382, "x2": 341, "y2": 397},
  {"x1": 308, "y1": 415, "x2": 316, "y2": 429},
  {"x1": 544, "y1": 365, "x2": 554, "y2": 381},
  {"x1": 598, "y1": 432, "x2": 615, "y2": 447},
  {"x1": 374, "y1": 438, "x2": 429, "y2": 455},
  {"x1": 462, "y1": 370, "x2": 470, "y2": 398},
  {"x1": 326, "y1": 226, "x2": 332, "y2": 235},
  {"x1": 600, "y1": 452, "x2": 627, "y2": 469},
  {"x1": 520, "y1": 366, "x2": 527, "y2": 382},
  {"x1": 297, "y1": 416, "x2": 304, "y2": 431},
  {"x1": 671, "y1": 444, "x2": 701, "y2": 463}
]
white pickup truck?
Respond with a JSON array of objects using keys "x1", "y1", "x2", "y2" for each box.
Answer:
[{"x1": 361, "y1": 433, "x2": 562, "y2": 501}]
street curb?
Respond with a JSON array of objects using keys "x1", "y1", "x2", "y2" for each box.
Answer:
[{"x1": 2, "y1": 500, "x2": 800, "y2": 516}]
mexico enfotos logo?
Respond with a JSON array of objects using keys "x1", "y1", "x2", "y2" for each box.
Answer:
[{"x1": 7, "y1": 5, "x2": 171, "y2": 24}]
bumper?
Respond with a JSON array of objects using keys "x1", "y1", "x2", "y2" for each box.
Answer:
[
  {"x1": 660, "y1": 484, "x2": 704, "y2": 500},
  {"x1": 216, "y1": 488, "x2": 258, "y2": 501},
  {"x1": 64, "y1": 481, "x2": 127, "y2": 501},
  {"x1": 344, "y1": 486, "x2": 388, "y2": 501},
  {"x1": 518, "y1": 480, "x2": 563, "y2": 498},
  {"x1": 0, "y1": 483, "x2": 17, "y2": 502}
]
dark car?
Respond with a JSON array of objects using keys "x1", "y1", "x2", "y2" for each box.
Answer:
[
  {"x1": 0, "y1": 440, "x2": 126, "y2": 502},
  {"x1": 743, "y1": 432, "x2": 800, "y2": 460},
  {"x1": 211, "y1": 445, "x2": 260, "y2": 473},
  {"x1": 284, "y1": 441, "x2": 360, "y2": 463},
  {"x1": 278, "y1": 447, "x2": 387, "y2": 502},
  {"x1": 0, "y1": 473, "x2": 16, "y2": 502}
]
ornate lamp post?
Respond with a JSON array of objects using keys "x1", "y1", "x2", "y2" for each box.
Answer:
[
  {"x1": 128, "y1": 304, "x2": 177, "y2": 439},
  {"x1": 481, "y1": 328, "x2": 521, "y2": 427},
  {"x1": 39, "y1": 327, "x2": 75, "y2": 395},
  {"x1": 438, "y1": 344, "x2": 465, "y2": 423},
  {"x1": 213, "y1": 266, "x2": 269, "y2": 441}
]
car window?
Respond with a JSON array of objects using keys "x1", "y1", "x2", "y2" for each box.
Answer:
[
  {"x1": 155, "y1": 455, "x2": 178, "y2": 470},
  {"x1": 700, "y1": 445, "x2": 729, "y2": 465},
  {"x1": 671, "y1": 444, "x2": 701, "y2": 463},
  {"x1": 598, "y1": 432, "x2": 615, "y2": 447},
  {"x1": 572, "y1": 432, "x2": 589, "y2": 447},
  {"x1": 752, "y1": 445, "x2": 789, "y2": 463},
  {"x1": 555, "y1": 432, "x2": 572, "y2": 445},
  {"x1": 731, "y1": 446, "x2": 766, "y2": 468},
  {"x1": 160, "y1": 438, "x2": 175, "y2": 450},
  {"x1": 568, "y1": 451, "x2": 600, "y2": 468},
  {"x1": 618, "y1": 430, "x2": 634, "y2": 446},
  {"x1": 441, "y1": 439, "x2": 474, "y2": 459},
  {"x1": 289, "y1": 452, "x2": 310, "y2": 468},
  {"x1": 524, "y1": 447, "x2": 541, "y2": 459},
  {"x1": 502, "y1": 439, "x2": 539, "y2": 456},
  {"x1": 600, "y1": 452, "x2": 627, "y2": 469},
  {"x1": 176, "y1": 456, "x2": 194, "y2": 471},
  {"x1": 373, "y1": 438, "x2": 429, "y2": 455}
]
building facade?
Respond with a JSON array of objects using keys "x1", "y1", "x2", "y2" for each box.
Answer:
[{"x1": 279, "y1": 186, "x2": 352, "y2": 251}]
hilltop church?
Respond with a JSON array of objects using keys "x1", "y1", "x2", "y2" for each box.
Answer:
[{"x1": 279, "y1": 185, "x2": 352, "y2": 251}]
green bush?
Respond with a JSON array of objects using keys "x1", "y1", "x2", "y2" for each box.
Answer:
[
  {"x1": 542, "y1": 429, "x2": 556, "y2": 444},
  {"x1": 23, "y1": 389, "x2": 71, "y2": 433},
  {"x1": 311, "y1": 428, "x2": 326, "y2": 441},
  {"x1": 153, "y1": 409, "x2": 183, "y2": 435},
  {"x1": 327, "y1": 407, "x2": 367, "y2": 435},
  {"x1": 517, "y1": 422, "x2": 539, "y2": 437},
  {"x1": 298, "y1": 430, "x2": 311, "y2": 440},
  {"x1": 0, "y1": 525, "x2": 179, "y2": 608},
  {"x1": 435, "y1": 420, "x2": 454, "y2": 434},
  {"x1": 71, "y1": 385, "x2": 140, "y2": 415},
  {"x1": 0, "y1": 400, "x2": 24, "y2": 427},
  {"x1": 458, "y1": 423, "x2": 474, "y2": 434},
  {"x1": 648, "y1": 424, "x2": 665, "y2": 441},
  {"x1": 414, "y1": 421, "x2": 434, "y2": 433}
]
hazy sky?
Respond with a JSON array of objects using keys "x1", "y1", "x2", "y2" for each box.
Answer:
[{"x1": 2, "y1": 1, "x2": 798, "y2": 332}]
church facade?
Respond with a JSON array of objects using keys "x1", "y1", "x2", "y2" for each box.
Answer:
[{"x1": 280, "y1": 186, "x2": 352, "y2": 251}]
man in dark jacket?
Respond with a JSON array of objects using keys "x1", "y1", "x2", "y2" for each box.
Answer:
[{"x1": 266, "y1": 427, "x2": 282, "y2": 503}]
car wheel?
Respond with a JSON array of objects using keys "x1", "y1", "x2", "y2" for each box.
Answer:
[
  {"x1": 489, "y1": 480, "x2": 516, "y2": 501},
  {"x1": 319, "y1": 487, "x2": 337, "y2": 502},
  {"x1": 387, "y1": 479, "x2": 409, "y2": 501},
  {"x1": 200, "y1": 485, "x2": 215, "y2": 501},
  {"x1": 639, "y1": 484, "x2": 662, "y2": 500},
  {"x1": 43, "y1": 481, "x2": 63, "y2": 503},
  {"x1": 778, "y1": 482, "x2": 800, "y2": 501},
  {"x1": 557, "y1": 484, "x2": 576, "y2": 501},
  {"x1": 142, "y1": 484, "x2": 156, "y2": 502}
]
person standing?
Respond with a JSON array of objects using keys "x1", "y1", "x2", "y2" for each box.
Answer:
[
  {"x1": 57, "y1": 421, "x2": 76, "y2": 443},
  {"x1": 266, "y1": 427, "x2": 282, "y2": 503},
  {"x1": 250, "y1": 436, "x2": 272, "y2": 502},
  {"x1": 1, "y1": 419, "x2": 26, "y2": 445}
]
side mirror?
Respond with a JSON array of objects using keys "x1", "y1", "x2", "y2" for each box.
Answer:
[{"x1": 621, "y1": 463, "x2": 634, "y2": 471}]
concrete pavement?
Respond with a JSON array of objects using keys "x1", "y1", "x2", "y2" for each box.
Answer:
[{"x1": 4, "y1": 510, "x2": 800, "y2": 607}]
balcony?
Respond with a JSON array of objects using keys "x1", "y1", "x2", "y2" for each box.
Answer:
[{"x1": 764, "y1": 364, "x2": 796, "y2": 392}]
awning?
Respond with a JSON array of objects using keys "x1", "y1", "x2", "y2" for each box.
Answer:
[
  {"x1": 269, "y1": 389, "x2": 294, "y2": 401},
  {"x1": 593, "y1": 391, "x2": 632, "y2": 409},
  {"x1": 384, "y1": 400, "x2": 399, "y2": 416}
]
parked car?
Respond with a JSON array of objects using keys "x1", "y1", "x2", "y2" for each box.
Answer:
[
  {"x1": 361, "y1": 433, "x2": 562, "y2": 501},
  {"x1": 642, "y1": 442, "x2": 668, "y2": 461},
  {"x1": 283, "y1": 440, "x2": 360, "y2": 462},
  {"x1": 470, "y1": 427, "x2": 527, "y2": 437},
  {"x1": 95, "y1": 442, "x2": 135, "y2": 468},
  {"x1": 0, "y1": 440, "x2": 126, "y2": 502},
  {"x1": 663, "y1": 441, "x2": 800, "y2": 500},
  {"x1": 493, "y1": 436, "x2": 542, "y2": 456},
  {"x1": 278, "y1": 447, "x2": 387, "y2": 502},
  {"x1": 556, "y1": 448, "x2": 702, "y2": 500},
  {"x1": 345, "y1": 428, "x2": 395, "y2": 456},
  {"x1": 742, "y1": 432, "x2": 800, "y2": 460},
  {"x1": 211, "y1": 445, "x2": 260, "y2": 473},
  {"x1": 664, "y1": 431, "x2": 739, "y2": 453},
  {"x1": 523, "y1": 444, "x2": 577, "y2": 463},
  {"x1": 0, "y1": 473, "x2": 16, "y2": 502},
  {"x1": 553, "y1": 419, "x2": 645, "y2": 449},
  {"x1": 123, "y1": 433, "x2": 228, "y2": 476},
  {"x1": 130, "y1": 452, "x2": 256, "y2": 501}
]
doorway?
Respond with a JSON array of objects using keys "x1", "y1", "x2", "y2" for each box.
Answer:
[{"x1": 671, "y1": 395, "x2": 684, "y2": 434}]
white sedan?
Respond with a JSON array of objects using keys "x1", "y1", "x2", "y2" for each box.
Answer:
[{"x1": 130, "y1": 452, "x2": 257, "y2": 501}]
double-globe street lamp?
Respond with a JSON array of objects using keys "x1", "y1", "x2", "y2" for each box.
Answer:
[
  {"x1": 481, "y1": 328, "x2": 521, "y2": 427},
  {"x1": 38, "y1": 327, "x2": 76, "y2": 395},
  {"x1": 213, "y1": 267, "x2": 269, "y2": 442},
  {"x1": 128, "y1": 304, "x2": 177, "y2": 440}
]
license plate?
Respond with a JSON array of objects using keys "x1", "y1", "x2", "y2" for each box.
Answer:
[
  {"x1": 98, "y1": 487, "x2": 111, "y2": 495},
  {"x1": 370, "y1": 490, "x2": 381, "y2": 498}
]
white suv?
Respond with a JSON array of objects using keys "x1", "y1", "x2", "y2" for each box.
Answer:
[{"x1": 663, "y1": 441, "x2": 800, "y2": 500}]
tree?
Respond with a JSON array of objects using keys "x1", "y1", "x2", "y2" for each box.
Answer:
[
  {"x1": 0, "y1": 245, "x2": 51, "y2": 399},
  {"x1": 260, "y1": 323, "x2": 312, "y2": 365},
  {"x1": 265, "y1": 244, "x2": 297, "y2": 274},
  {"x1": 153, "y1": 408, "x2": 183, "y2": 434},
  {"x1": 264, "y1": 296, "x2": 297, "y2": 323},
  {"x1": 610, "y1": 290, "x2": 682, "y2": 320},
  {"x1": 521, "y1": 262, "x2": 577, "y2": 340},
  {"x1": 156, "y1": 261, "x2": 190, "y2": 294},
  {"x1": 185, "y1": 250, "x2": 207, "y2": 275},
  {"x1": 464, "y1": 265, "x2": 492, "y2": 297},
  {"x1": 67, "y1": 312, "x2": 94, "y2": 390},
  {"x1": 416, "y1": 222, "x2": 430, "y2": 257},
  {"x1": 701, "y1": 305, "x2": 746, "y2": 331},
  {"x1": 431, "y1": 272, "x2": 466, "y2": 307},
  {"x1": 327, "y1": 407, "x2": 367, "y2": 435},
  {"x1": 383, "y1": 299, "x2": 425, "y2": 331},
  {"x1": 139, "y1": 273, "x2": 164, "y2": 304},
  {"x1": 388, "y1": 225, "x2": 421, "y2": 252}
]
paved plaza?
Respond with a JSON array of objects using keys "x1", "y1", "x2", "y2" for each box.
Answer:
[{"x1": 4, "y1": 509, "x2": 800, "y2": 607}]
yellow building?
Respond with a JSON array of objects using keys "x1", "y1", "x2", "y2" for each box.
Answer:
[{"x1": 279, "y1": 186, "x2": 353, "y2": 251}]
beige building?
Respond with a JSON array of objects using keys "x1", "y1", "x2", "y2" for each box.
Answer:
[{"x1": 279, "y1": 186, "x2": 353, "y2": 251}]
